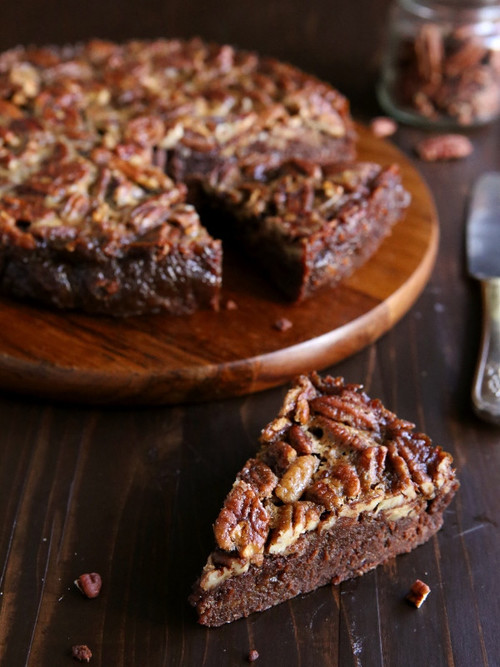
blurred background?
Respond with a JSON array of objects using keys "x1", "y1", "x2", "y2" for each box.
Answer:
[{"x1": 0, "y1": 0, "x2": 393, "y2": 116}]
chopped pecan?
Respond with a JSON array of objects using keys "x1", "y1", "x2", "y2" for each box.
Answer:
[
  {"x1": 260, "y1": 416, "x2": 292, "y2": 443},
  {"x1": 406, "y1": 579, "x2": 431, "y2": 608},
  {"x1": 75, "y1": 572, "x2": 102, "y2": 599},
  {"x1": 259, "y1": 440, "x2": 297, "y2": 476},
  {"x1": 71, "y1": 644, "x2": 93, "y2": 662},
  {"x1": 273, "y1": 317, "x2": 293, "y2": 332}
]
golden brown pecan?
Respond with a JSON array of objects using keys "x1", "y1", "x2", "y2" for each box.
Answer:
[
  {"x1": 288, "y1": 424, "x2": 314, "y2": 454},
  {"x1": 310, "y1": 395, "x2": 379, "y2": 432},
  {"x1": 259, "y1": 440, "x2": 297, "y2": 476},
  {"x1": 305, "y1": 476, "x2": 343, "y2": 511},
  {"x1": 238, "y1": 459, "x2": 278, "y2": 498},
  {"x1": 274, "y1": 454, "x2": 319, "y2": 504},
  {"x1": 213, "y1": 481, "x2": 269, "y2": 558}
]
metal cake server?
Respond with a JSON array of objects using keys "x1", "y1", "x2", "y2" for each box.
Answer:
[{"x1": 467, "y1": 172, "x2": 500, "y2": 424}]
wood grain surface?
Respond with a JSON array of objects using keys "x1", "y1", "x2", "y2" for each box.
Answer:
[
  {"x1": 0, "y1": 126, "x2": 438, "y2": 405},
  {"x1": 0, "y1": 3, "x2": 499, "y2": 667}
]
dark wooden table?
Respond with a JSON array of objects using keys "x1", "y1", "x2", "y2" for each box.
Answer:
[{"x1": 0, "y1": 2, "x2": 499, "y2": 665}]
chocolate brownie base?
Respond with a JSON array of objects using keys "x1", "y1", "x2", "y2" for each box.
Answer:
[
  {"x1": 191, "y1": 500, "x2": 452, "y2": 627},
  {"x1": 0, "y1": 239, "x2": 222, "y2": 316}
]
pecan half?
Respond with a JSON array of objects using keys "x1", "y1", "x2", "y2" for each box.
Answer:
[
  {"x1": 213, "y1": 481, "x2": 270, "y2": 558},
  {"x1": 267, "y1": 501, "x2": 321, "y2": 553},
  {"x1": 415, "y1": 134, "x2": 473, "y2": 161},
  {"x1": 274, "y1": 454, "x2": 319, "y2": 503}
]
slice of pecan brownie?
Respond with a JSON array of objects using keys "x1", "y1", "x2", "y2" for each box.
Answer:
[
  {"x1": 204, "y1": 159, "x2": 411, "y2": 301},
  {"x1": 190, "y1": 373, "x2": 459, "y2": 626}
]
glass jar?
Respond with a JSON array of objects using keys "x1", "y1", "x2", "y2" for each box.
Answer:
[{"x1": 377, "y1": 0, "x2": 500, "y2": 127}]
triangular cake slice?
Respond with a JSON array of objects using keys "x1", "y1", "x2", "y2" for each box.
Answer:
[{"x1": 190, "y1": 373, "x2": 459, "y2": 626}]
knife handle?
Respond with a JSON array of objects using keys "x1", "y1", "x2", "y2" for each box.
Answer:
[{"x1": 472, "y1": 277, "x2": 500, "y2": 424}]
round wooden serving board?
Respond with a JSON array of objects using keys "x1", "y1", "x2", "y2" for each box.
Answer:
[{"x1": 0, "y1": 126, "x2": 438, "y2": 405}]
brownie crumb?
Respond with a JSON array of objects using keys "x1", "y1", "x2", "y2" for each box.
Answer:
[
  {"x1": 273, "y1": 317, "x2": 293, "y2": 332},
  {"x1": 72, "y1": 645, "x2": 92, "y2": 662},
  {"x1": 370, "y1": 116, "x2": 398, "y2": 138},
  {"x1": 406, "y1": 579, "x2": 431, "y2": 608},
  {"x1": 248, "y1": 649, "x2": 260, "y2": 662},
  {"x1": 225, "y1": 299, "x2": 238, "y2": 310},
  {"x1": 74, "y1": 573, "x2": 102, "y2": 599}
]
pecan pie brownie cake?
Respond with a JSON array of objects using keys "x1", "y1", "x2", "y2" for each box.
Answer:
[
  {"x1": 0, "y1": 38, "x2": 407, "y2": 315},
  {"x1": 190, "y1": 373, "x2": 459, "y2": 626}
]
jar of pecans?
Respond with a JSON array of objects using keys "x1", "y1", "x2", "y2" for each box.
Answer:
[{"x1": 377, "y1": 0, "x2": 500, "y2": 127}]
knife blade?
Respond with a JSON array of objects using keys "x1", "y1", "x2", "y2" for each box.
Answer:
[{"x1": 467, "y1": 172, "x2": 500, "y2": 424}]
